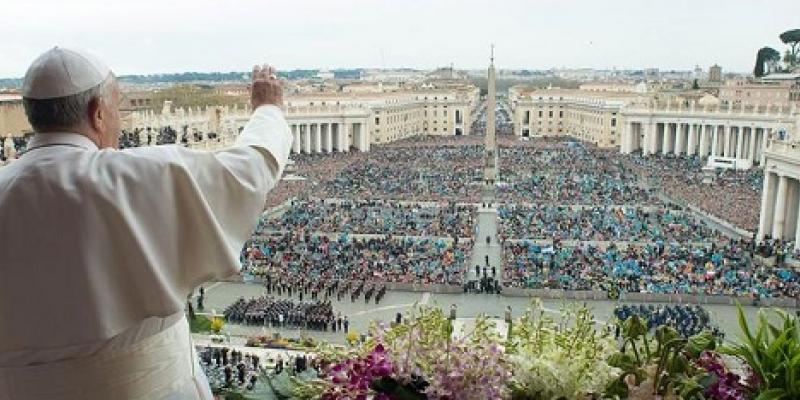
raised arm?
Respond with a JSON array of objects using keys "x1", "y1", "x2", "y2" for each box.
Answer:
[{"x1": 106, "y1": 64, "x2": 292, "y2": 294}]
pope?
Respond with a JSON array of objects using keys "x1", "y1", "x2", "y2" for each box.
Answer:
[{"x1": 0, "y1": 47, "x2": 291, "y2": 399}]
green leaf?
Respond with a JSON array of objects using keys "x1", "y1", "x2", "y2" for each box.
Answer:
[
  {"x1": 755, "y1": 388, "x2": 787, "y2": 400},
  {"x1": 686, "y1": 330, "x2": 716, "y2": 358}
]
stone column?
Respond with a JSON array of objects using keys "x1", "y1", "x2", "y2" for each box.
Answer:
[
  {"x1": 687, "y1": 124, "x2": 696, "y2": 156},
  {"x1": 303, "y1": 123, "x2": 312, "y2": 153},
  {"x1": 674, "y1": 123, "x2": 684, "y2": 155},
  {"x1": 642, "y1": 123, "x2": 651, "y2": 156},
  {"x1": 331, "y1": 123, "x2": 340, "y2": 152},
  {"x1": 356, "y1": 123, "x2": 369, "y2": 152},
  {"x1": 773, "y1": 174, "x2": 789, "y2": 239},
  {"x1": 758, "y1": 171, "x2": 776, "y2": 240},
  {"x1": 736, "y1": 127, "x2": 745, "y2": 160},
  {"x1": 340, "y1": 122, "x2": 350, "y2": 152},
  {"x1": 720, "y1": 125, "x2": 729, "y2": 157},
  {"x1": 749, "y1": 127, "x2": 758, "y2": 163},
  {"x1": 662, "y1": 123, "x2": 670, "y2": 155},
  {"x1": 312, "y1": 124, "x2": 322, "y2": 153},
  {"x1": 795, "y1": 191, "x2": 800, "y2": 251},
  {"x1": 711, "y1": 126, "x2": 719, "y2": 157},
  {"x1": 698, "y1": 125, "x2": 708, "y2": 157},
  {"x1": 324, "y1": 123, "x2": 333, "y2": 153},
  {"x1": 649, "y1": 122, "x2": 658, "y2": 155},
  {"x1": 292, "y1": 124, "x2": 301, "y2": 153},
  {"x1": 620, "y1": 122, "x2": 630, "y2": 154}
]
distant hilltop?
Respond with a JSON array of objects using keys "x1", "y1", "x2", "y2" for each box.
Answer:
[{"x1": 0, "y1": 69, "x2": 365, "y2": 88}]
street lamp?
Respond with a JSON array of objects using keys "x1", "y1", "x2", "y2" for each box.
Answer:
[{"x1": 505, "y1": 306, "x2": 513, "y2": 349}]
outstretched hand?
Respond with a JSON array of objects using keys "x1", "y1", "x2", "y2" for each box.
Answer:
[{"x1": 251, "y1": 64, "x2": 283, "y2": 110}]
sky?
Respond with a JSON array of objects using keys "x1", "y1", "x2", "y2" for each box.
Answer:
[{"x1": 0, "y1": 0, "x2": 798, "y2": 77}]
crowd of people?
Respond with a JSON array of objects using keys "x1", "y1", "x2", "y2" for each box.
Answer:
[
  {"x1": 322, "y1": 161, "x2": 481, "y2": 202},
  {"x1": 613, "y1": 304, "x2": 724, "y2": 339},
  {"x1": 262, "y1": 199, "x2": 475, "y2": 238},
  {"x1": 622, "y1": 154, "x2": 762, "y2": 231},
  {"x1": 297, "y1": 145, "x2": 486, "y2": 202},
  {"x1": 118, "y1": 126, "x2": 222, "y2": 149},
  {"x1": 264, "y1": 151, "x2": 368, "y2": 208},
  {"x1": 262, "y1": 273, "x2": 387, "y2": 306},
  {"x1": 197, "y1": 346, "x2": 262, "y2": 393},
  {"x1": 223, "y1": 296, "x2": 337, "y2": 331},
  {"x1": 0, "y1": 135, "x2": 31, "y2": 163},
  {"x1": 498, "y1": 204, "x2": 723, "y2": 243},
  {"x1": 498, "y1": 146, "x2": 657, "y2": 205},
  {"x1": 503, "y1": 239, "x2": 799, "y2": 298},
  {"x1": 243, "y1": 232, "x2": 471, "y2": 285}
]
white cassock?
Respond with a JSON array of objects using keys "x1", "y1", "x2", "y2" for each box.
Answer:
[{"x1": 0, "y1": 105, "x2": 292, "y2": 399}]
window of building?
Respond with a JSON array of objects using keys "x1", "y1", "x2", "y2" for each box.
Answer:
[{"x1": 375, "y1": 117, "x2": 380, "y2": 125}]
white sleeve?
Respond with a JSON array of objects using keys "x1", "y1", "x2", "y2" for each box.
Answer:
[{"x1": 110, "y1": 105, "x2": 293, "y2": 295}]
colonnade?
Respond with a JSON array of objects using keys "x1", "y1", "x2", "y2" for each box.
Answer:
[
  {"x1": 288, "y1": 121, "x2": 369, "y2": 154},
  {"x1": 758, "y1": 170, "x2": 800, "y2": 245},
  {"x1": 621, "y1": 120, "x2": 770, "y2": 166}
]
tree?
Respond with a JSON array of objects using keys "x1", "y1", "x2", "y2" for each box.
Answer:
[
  {"x1": 784, "y1": 49, "x2": 797, "y2": 68},
  {"x1": 779, "y1": 29, "x2": 800, "y2": 67},
  {"x1": 754, "y1": 47, "x2": 781, "y2": 77},
  {"x1": 692, "y1": 79, "x2": 700, "y2": 89}
]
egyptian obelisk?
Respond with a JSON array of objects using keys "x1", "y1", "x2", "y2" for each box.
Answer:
[{"x1": 484, "y1": 45, "x2": 498, "y2": 188}]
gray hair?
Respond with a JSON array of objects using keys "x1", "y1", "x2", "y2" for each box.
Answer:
[{"x1": 22, "y1": 76, "x2": 113, "y2": 132}]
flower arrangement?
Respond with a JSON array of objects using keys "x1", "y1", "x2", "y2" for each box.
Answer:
[
  {"x1": 210, "y1": 316, "x2": 225, "y2": 334},
  {"x1": 695, "y1": 351, "x2": 751, "y2": 400},
  {"x1": 321, "y1": 344, "x2": 396, "y2": 399},
  {"x1": 246, "y1": 334, "x2": 318, "y2": 350},
  {"x1": 507, "y1": 300, "x2": 621, "y2": 399},
  {"x1": 345, "y1": 330, "x2": 360, "y2": 346}
]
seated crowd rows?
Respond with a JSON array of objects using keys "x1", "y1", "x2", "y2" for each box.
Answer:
[
  {"x1": 503, "y1": 239, "x2": 798, "y2": 298},
  {"x1": 262, "y1": 199, "x2": 475, "y2": 238},
  {"x1": 623, "y1": 154, "x2": 763, "y2": 231},
  {"x1": 242, "y1": 232, "x2": 470, "y2": 285},
  {"x1": 498, "y1": 146, "x2": 657, "y2": 205},
  {"x1": 498, "y1": 204, "x2": 723, "y2": 243}
]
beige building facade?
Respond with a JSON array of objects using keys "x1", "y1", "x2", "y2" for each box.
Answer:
[
  {"x1": 0, "y1": 96, "x2": 32, "y2": 138},
  {"x1": 509, "y1": 87, "x2": 639, "y2": 148},
  {"x1": 124, "y1": 85, "x2": 479, "y2": 153},
  {"x1": 718, "y1": 77, "x2": 800, "y2": 107}
]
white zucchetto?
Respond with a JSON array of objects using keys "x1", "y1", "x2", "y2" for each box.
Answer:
[{"x1": 22, "y1": 46, "x2": 112, "y2": 99}]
